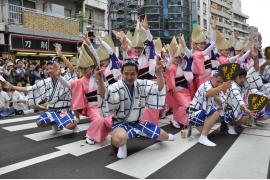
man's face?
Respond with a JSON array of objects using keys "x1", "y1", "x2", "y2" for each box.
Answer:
[
  {"x1": 47, "y1": 64, "x2": 55, "y2": 77},
  {"x1": 133, "y1": 47, "x2": 143, "y2": 57},
  {"x1": 17, "y1": 60, "x2": 23, "y2": 68},
  {"x1": 212, "y1": 76, "x2": 224, "y2": 87},
  {"x1": 236, "y1": 75, "x2": 246, "y2": 86},
  {"x1": 122, "y1": 65, "x2": 138, "y2": 86}
]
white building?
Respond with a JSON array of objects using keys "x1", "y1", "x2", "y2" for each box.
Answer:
[
  {"x1": 232, "y1": 0, "x2": 249, "y2": 40},
  {"x1": 196, "y1": 0, "x2": 211, "y2": 37},
  {"x1": 84, "y1": 0, "x2": 108, "y2": 32}
]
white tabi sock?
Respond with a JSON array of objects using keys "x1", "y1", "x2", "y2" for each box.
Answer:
[
  {"x1": 167, "y1": 133, "x2": 174, "y2": 141},
  {"x1": 198, "y1": 135, "x2": 216, "y2": 147},
  {"x1": 117, "y1": 144, "x2": 127, "y2": 159}
]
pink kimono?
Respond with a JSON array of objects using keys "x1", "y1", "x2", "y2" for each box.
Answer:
[
  {"x1": 71, "y1": 76, "x2": 112, "y2": 143},
  {"x1": 164, "y1": 62, "x2": 192, "y2": 125},
  {"x1": 192, "y1": 51, "x2": 212, "y2": 91}
]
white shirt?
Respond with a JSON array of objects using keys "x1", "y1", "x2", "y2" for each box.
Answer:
[
  {"x1": 12, "y1": 90, "x2": 29, "y2": 111},
  {"x1": 0, "y1": 91, "x2": 10, "y2": 109}
]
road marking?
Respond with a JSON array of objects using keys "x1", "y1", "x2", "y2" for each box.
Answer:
[
  {"x1": 0, "y1": 116, "x2": 39, "y2": 125},
  {"x1": 2, "y1": 116, "x2": 89, "y2": 132},
  {"x1": 24, "y1": 123, "x2": 89, "y2": 141},
  {"x1": 207, "y1": 133, "x2": 270, "y2": 179},
  {"x1": 2, "y1": 123, "x2": 37, "y2": 132},
  {"x1": 56, "y1": 136, "x2": 111, "y2": 156},
  {"x1": 0, "y1": 151, "x2": 67, "y2": 175},
  {"x1": 106, "y1": 125, "x2": 219, "y2": 179}
]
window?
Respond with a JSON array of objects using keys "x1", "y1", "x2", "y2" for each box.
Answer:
[
  {"x1": 203, "y1": 2, "x2": 207, "y2": 14},
  {"x1": 203, "y1": 19, "x2": 207, "y2": 30},
  {"x1": 64, "y1": 8, "x2": 72, "y2": 18},
  {"x1": 197, "y1": 0, "x2": 200, "y2": 9},
  {"x1": 23, "y1": 0, "x2": 36, "y2": 9},
  {"x1": 198, "y1": 15, "x2": 201, "y2": 25}
]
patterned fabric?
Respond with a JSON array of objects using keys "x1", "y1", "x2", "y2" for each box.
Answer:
[
  {"x1": 189, "y1": 81, "x2": 224, "y2": 115},
  {"x1": 262, "y1": 64, "x2": 270, "y2": 83},
  {"x1": 226, "y1": 82, "x2": 247, "y2": 121},
  {"x1": 112, "y1": 120, "x2": 160, "y2": 140},
  {"x1": 189, "y1": 108, "x2": 217, "y2": 126},
  {"x1": 246, "y1": 67, "x2": 264, "y2": 90},
  {"x1": 39, "y1": 108, "x2": 74, "y2": 129},
  {"x1": 26, "y1": 73, "x2": 75, "y2": 108},
  {"x1": 104, "y1": 79, "x2": 166, "y2": 123}
]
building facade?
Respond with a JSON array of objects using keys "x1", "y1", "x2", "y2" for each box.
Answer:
[
  {"x1": 110, "y1": 0, "x2": 190, "y2": 44},
  {"x1": 232, "y1": 0, "x2": 249, "y2": 40},
  {"x1": 210, "y1": 0, "x2": 233, "y2": 38},
  {"x1": 0, "y1": 0, "x2": 85, "y2": 60},
  {"x1": 196, "y1": 0, "x2": 211, "y2": 35}
]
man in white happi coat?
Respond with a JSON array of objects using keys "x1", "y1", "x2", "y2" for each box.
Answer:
[{"x1": 95, "y1": 58, "x2": 174, "y2": 159}]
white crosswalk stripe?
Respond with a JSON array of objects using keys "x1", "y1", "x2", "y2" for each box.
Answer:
[
  {"x1": 24, "y1": 123, "x2": 89, "y2": 141},
  {"x1": 0, "y1": 115, "x2": 269, "y2": 178},
  {"x1": 106, "y1": 124, "x2": 220, "y2": 179},
  {"x1": 0, "y1": 115, "x2": 39, "y2": 125}
]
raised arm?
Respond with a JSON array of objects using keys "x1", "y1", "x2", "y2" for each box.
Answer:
[
  {"x1": 206, "y1": 81, "x2": 232, "y2": 97},
  {"x1": 55, "y1": 45, "x2": 74, "y2": 74}
]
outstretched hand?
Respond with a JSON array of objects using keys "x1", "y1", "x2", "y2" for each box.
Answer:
[
  {"x1": 94, "y1": 66, "x2": 105, "y2": 81},
  {"x1": 156, "y1": 59, "x2": 165, "y2": 76},
  {"x1": 221, "y1": 80, "x2": 232, "y2": 91},
  {"x1": 82, "y1": 33, "x2": 91, "y2": 45}
]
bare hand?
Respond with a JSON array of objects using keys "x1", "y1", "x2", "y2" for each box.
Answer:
[
  {"x1": 94, "y1": 66, "x2": 105, "y2": 81},
  {"x1": 178, "y1": 33, "x2": 186, "y2": 48},
  {"x1": 250, "y1": 46, "x2": 258, "y2": 59},
  {"x1": 156, "y1": 59, "x2": 165, "y2": 76},
  {"x1": 55, "y1": 44, "x2": 63, "y2": 57},
  {"x1": 221, "y1": 81, "x2": 232, "y2": 91},
  {"x1": 82, "y1": 33, "x2": 91, "y2": 45}
]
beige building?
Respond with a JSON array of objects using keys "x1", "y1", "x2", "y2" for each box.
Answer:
[
  {"x1": 210, "y1": 0, "x2": 233, "y2": 38},
  {"x1": 0, "y1": 0, "x2": 84, "y2": 59}
]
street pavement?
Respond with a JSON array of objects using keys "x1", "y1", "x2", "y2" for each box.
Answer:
[{"x1": 0, "y1": 114, "x2": 269, "y2": 179}]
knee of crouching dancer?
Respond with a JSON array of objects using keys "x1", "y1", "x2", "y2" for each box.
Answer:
[{"x1": 66, "y1": 123, "x2": 76, "y2": 130}]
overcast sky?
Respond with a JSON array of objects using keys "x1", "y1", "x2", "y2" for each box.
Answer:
[{"x1": 241, "y1": 0, "x2": 269, "y2": 48}]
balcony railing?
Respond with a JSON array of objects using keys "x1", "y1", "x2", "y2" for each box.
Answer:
[
  {"x1": 1, "y1": 3, "x2": 78, "y2": 25},
  {"x1": 0, "y1": 3, "x2": 80, "y2": 36}
]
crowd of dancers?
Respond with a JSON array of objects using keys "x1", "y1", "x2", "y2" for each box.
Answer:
[{"x1": 1, "y1": 16, "x2": 269, "y2": 159}]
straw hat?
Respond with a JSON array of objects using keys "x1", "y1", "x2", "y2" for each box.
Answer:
[
  {"x1": 216, "y1": 32, "x2": 234, "y2": 50},
  {"x1": 169, "y1": 36, "x2": 184, "y2": 58},
  {"x1": 235, "y1": 41, "x2": 244, "y2": 51},
  {"x1": 191, "y1": 25, "x2": 207, "y2": 43},
  {"x1": 129, "y1": 20, "x2": 148, "y2": 48},
  {"x1": 97, "y1": 46, "x2": 110, "y2": 62},
  {"x1": 78, "y1": 43, "x2": 98, "y2": 68},
  {"x1": 153, "y1": 38, "x2": 162, "y2": 54}
]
